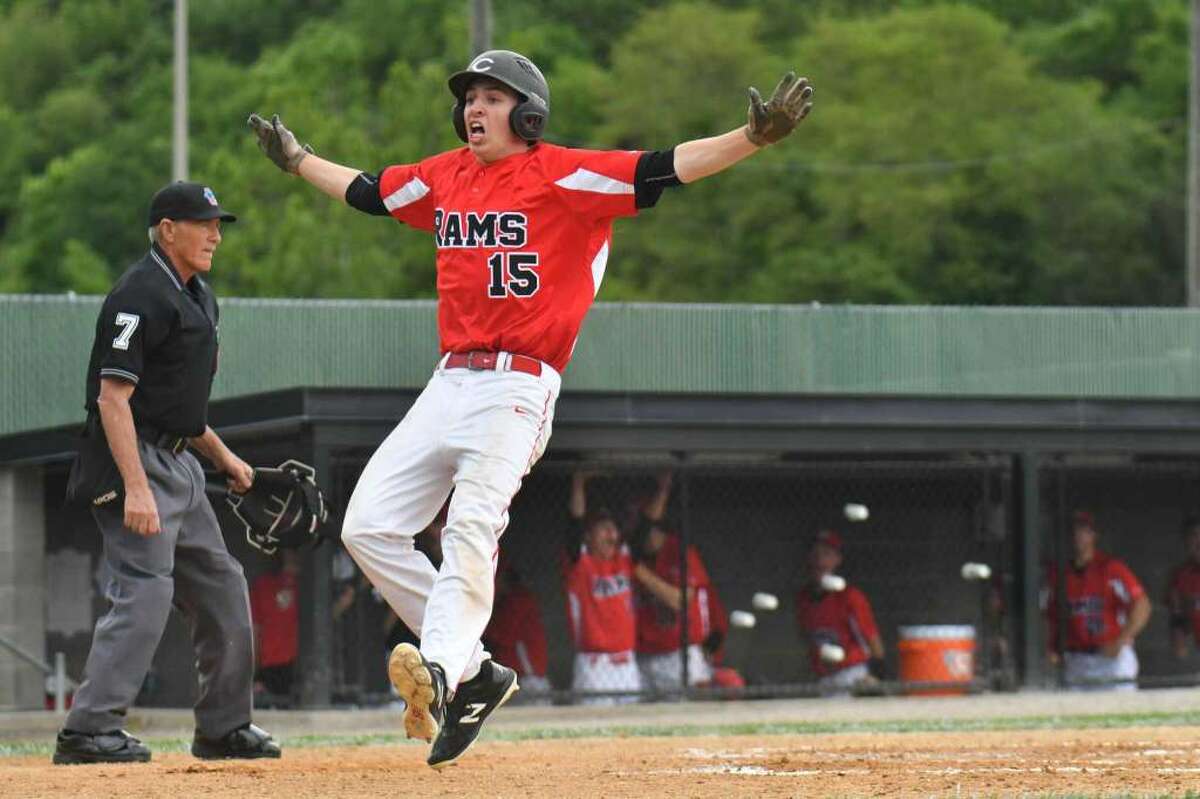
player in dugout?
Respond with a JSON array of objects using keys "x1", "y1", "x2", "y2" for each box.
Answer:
[
  {"x1": 1044, "y1": 510, "x2": 1151, "y2": 691},
  {"x1": 629, "y1": 471, "x2": 726, "y2": 692},
  {"x1": 484, "y1": 554, "x2": 551, "y2": 699},
  {"x1": 795, "y1": 529, "x2": 885, "y2": 696},
  {"x1": 1165, "y1": 515, "x2": 1200, "y2": 660},
  {"x1": 563, "y1": 471, "x2": 641, "y2": 704}
]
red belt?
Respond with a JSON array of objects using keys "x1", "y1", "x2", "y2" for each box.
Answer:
[{"x1": 445, "y1": 350, "x2": 542, "y2": 377}]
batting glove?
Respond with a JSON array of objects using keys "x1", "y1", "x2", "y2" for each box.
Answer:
[
  {"x1": 247, "y1": 112, "x2": 313, "y2": 174},
  {"x1": 745, "y1": 71, "x2": 814, "y2": 147}
]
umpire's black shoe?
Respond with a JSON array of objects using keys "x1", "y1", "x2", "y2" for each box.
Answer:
[
  {"x1": 52, "y1": 729, "x2": 151, "y2": 765},
  {"x1": 388, "y1": 642, "x2": 446, "y2": 743},
  {"x1": 191, "y1": 723, "x2": 281, "y2": 760},
  {"x1": 428, "y1": 659, "x2": 518, "y2": 770}
]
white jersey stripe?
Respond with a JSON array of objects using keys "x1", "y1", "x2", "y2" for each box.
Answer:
[
  {"x1": 589, "y1": 240, "x2": 610, "y2": 297},
  {"x1": 515, "y1": 640, "x2": 535, "y2": 676},
  {"x1": 99, "y1": 367, "x2": 140, "y2": 384},
  {"x1": 383, "y1": 177, "x2": 431, "y2": 211},
  {"x1": 568, "y1": 593, "x2": 582, "y2": 643},
  {"x1": 554, "y1": 168, "x2": 634, "y2": 195}
]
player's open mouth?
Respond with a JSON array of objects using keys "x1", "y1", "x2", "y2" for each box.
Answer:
[{"x1": 468, "y1": 122, "x2": 485, "y2": 142}]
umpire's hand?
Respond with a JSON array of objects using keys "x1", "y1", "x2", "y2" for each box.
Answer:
[
  {"x1": 223, "y1": 454, "x2": 255, "y2": 494},
  {"x1": 124, "y1": 483, "x2": 161, "y2": 536}
]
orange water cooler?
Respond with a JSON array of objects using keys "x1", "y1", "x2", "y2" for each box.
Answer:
[{"x1": 897, "y1": 625, "x2": 975, "y2": 696}]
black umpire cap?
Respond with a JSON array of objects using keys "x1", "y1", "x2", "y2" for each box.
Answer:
[{"x1": 148, "y1": 181, "x2": 237, "y2": 227}]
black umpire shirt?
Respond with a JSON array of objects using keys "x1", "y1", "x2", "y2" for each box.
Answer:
[{"x1": 84, "y1": 243, "x2": 219, "y2": 438}]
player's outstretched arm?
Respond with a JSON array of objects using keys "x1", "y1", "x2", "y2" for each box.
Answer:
[
  {"x1": 247, "y1": 113, "x2": 361, "y2": 202},
  {"x1": 674, "y1": 72, "x2": 813, "y2": 184}
]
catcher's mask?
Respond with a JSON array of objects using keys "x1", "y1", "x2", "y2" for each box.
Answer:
[
  {"x1": 449, "y1": 49, "x2": 550, "y2": 143},
  {"x1": 226, "y1": 459, "x2": 330, "y2": 555}
]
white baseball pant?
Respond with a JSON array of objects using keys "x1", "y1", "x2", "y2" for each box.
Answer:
[
  {"x1": 817, "y1": 662, "x2": 871, "y2": 697},
  {"x1": 1064, "y1": 645, "x2": 1139, "y2": 692},
  {"x1": 341, "y1": 354, "x2": 559, "y2": 690},
  {"x1": 573, "y1": 651, "x2": 641, "y2": 705},
  {"x1": 638, "y1": 644, "x2": 712, "y2": 692}
]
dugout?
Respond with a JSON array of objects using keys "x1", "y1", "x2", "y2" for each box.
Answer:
[{"x1": 2, "y1": 296, "x2": 1200, "y2": 709}]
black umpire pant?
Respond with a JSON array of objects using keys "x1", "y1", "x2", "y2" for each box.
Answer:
[{"x1": 66, "y1": 439, "x2": 255, "y2": 738}]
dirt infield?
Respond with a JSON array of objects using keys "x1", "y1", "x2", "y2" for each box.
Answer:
[{"x1": 5, "y1": 726, "x2": 1200, "y2": 798}]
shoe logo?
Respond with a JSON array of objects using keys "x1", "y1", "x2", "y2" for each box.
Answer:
[
  {"x1": 460, "y1": 702, "x2": 487, "y2": 724},
  {"x1": 514, "y1": 406, "x2": 527, "y2": 415}
]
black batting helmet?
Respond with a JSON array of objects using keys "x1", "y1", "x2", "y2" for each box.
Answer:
[{"x1": 448, "y1": 50, "x2": 550, "y2": 143}]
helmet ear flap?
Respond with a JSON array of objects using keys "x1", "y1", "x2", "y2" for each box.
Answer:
[
  {"x1": 509, "y1": 99, "x2": 547, "y2": 142},
  {"x1": 452, "y1": 101, "x2": 468, "y2": 142}
]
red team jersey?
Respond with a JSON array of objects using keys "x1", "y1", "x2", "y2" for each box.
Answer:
[
  {"x1": 636, "y1": 536, "x2": 716, "y2": 655},
  {"x1": 1044, "y1": 552, "x2": 1145, "y2": 651},
  {"x1": 483, "y1": 584, "x2": 549, "y2": 678},
  {"x1": 563, "y1": 544, "x2": 637, "y2": 654},
  {"x1": 249, "y1": 572, "x2": 298, "y2": 669},
  {"x1": 795, "y1": 585, "x2": 879, "y2": 676},
  {"x1": 378, "y1": 143, "x2": 643, "y2": 372},
  {"x1": 1167, "y1": 561, "x2": 1200, "y2": 644}
]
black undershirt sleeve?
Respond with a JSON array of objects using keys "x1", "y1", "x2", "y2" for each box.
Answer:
[
  {"x1": 345, "y1": 171, "x2": 389, "y2": 216},
  {"x1": 628, "y1": 512, "x2": 655, "y2": 564},
  {"x1": 565, "y1": 512, "x2": 585, "y2": 563},
  {"x1": 634, "y1": 149, "x2": 683, "y2": 209}
]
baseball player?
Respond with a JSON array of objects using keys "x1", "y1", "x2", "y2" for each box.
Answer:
[
  {"x1": 794, "y1": 529, "x2": 885, "y2": 696},
  {"x1": 1167, "y1": 516, "x2": 1200, "y2": 659},
  {"x1": 249, "y1": 550, "x2": 301, "y2": 703},
  {"x1": 249, "y1": 50, "x2": 812, "y2": 767},
  {"x1": 1044, "y1": 510, "x2": 1151, "y2": 691},
  {"x1": 563, "y1": 471, "x2": 641, "y2": 703},
  {"x1": 54, "y1": 182, "x2": 279, "y2": 764},
  {"x1": 631, "y1": 472, "x2": 722, "y2": 691},
  {"x1": 483, "y1": 558, "x2": 551, "y2": 697}
]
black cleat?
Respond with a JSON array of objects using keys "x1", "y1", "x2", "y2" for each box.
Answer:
[
  {"x1": 191, "y1": 723, "x2": 281, "y2": 759},
  {"x1": 52, "y1": 729, "x2": 151, "y2": 765},
  {"x1": 428, "y1": 659, "x2": 518, "y2": 770},
  {"x1": 388, "y1": 642, "x2": 446, "y2": 742}
]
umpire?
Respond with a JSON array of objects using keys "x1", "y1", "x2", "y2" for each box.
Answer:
[{"x1": 54, "y1": 182, "x2": 280, "y2": 764}]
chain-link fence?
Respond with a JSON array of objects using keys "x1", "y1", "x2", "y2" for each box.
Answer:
[
  {"x1": 38, "y1": 447, "x2": 1200, "y2": 710},
  {"x1": 1039, "y1": 457, "x2": 1200, "y2": 691},
  {"x1": 325, "y1": 453, "x2": 1021, "y2": 704}
]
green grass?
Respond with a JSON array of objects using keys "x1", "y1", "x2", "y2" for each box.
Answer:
[{"x1": 4, "y1": 709, "x2": 1200, "y2": 758}]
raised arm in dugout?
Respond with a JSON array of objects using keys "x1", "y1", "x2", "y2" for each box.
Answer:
[
  {"x1": 563, "y1": 470, "x2": 591, "y2": 563},
  {"x1": 628, "y1": 470, "x2": 674, "y2": 565}
]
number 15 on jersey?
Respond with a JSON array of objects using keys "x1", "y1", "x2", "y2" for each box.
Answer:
[{"x1": 487, "y1": 252, "x2": 540, "y2": 298}]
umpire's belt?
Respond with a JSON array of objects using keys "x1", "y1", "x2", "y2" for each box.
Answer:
[
  {"x1": 445, "y1": 350, "x2": 542, "y2": 377},
  {"x1": 135, "y1": 423, "x2": 189, "y2": 455}
]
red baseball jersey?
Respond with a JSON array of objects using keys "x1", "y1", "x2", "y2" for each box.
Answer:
[
  {"x1": 704, "y1": 585, "x2": 731, "y2": 664},
  {"x1": 1167, "y1": 561, "x2": 1200, "y2": 644},
  {"x1": 249, "y1": 571, "x2": 298, "y2": 668},
  {"x1": 1044, "y1": 552, "x2": 1145, "y2": 650},
  {"x1": 378, "y1": 143, "x2": 643, "y2": 372},
  {"x1": 484, "y1": 583, "x2": 548, "y2": 677},
  {"x1": 795, "y1": 584, "x2": 879, "y2": 676},
  {"x1": 636, "y1": 536, "x2": 716, "y2": 655},
  {"x1": 563, "y1": 544, "x2": 636, "y2": 654}
]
